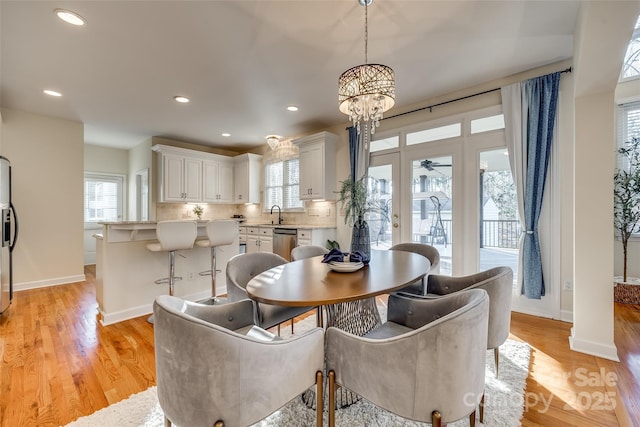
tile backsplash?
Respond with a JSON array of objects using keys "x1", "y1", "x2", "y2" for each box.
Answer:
[{"x1": 156, "y1": 200, "x2": 337, "y2": 227}]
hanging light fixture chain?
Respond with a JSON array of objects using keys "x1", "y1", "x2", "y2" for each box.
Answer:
[{"x1": 364, "y1": 2, "x2": 368, "y2": 64}]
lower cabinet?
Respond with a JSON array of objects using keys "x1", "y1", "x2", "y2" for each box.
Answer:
[
  {"x1": 245, "y1": 226, "x2": 273, "y2": 253},
  {"x1": 297, "y1": 228, "x2": 336, "y2": 248}
]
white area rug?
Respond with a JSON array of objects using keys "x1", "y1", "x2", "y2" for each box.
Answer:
[{"x1": 66, "y1": 309, "x2": 530, "y2": 427}]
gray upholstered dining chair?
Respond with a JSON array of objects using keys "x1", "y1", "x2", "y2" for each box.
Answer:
[
  {"x1": 290, "y1": 245, "x2": 330, "y2": 326},
  {"x1": 226, "y1": 252, "x2": 317, "y2": 333},
  {"x1": 425, "y1": 266, "x2": 513, "y2": 377},
  {"x1": 154, "y1": 295, "x2": 325, "y2": 427},
  {"x1": 291, "y1": 244, "x2": 329, "y2": 261},
  {"x1": 325, "y1": 289, "x2": 489, "y2": 427},
  {"x1": 389, "y1": 242, "x2": 440, "y2": 295}
]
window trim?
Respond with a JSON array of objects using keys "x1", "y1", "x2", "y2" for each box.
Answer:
[
  {"x1": 263, "y1": 157, "x2": 304, "y2": 212},
  {"x1": 84, "y1": 172, "x2": 126, "y2": 228}
]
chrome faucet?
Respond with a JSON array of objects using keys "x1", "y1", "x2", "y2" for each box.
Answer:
[{"x1": 270, "y1": 204, "x2": 283, "y2": 225}]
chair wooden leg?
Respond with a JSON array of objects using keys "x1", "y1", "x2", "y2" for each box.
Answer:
[
  {"x1": 164, "y1": 416, "x2": 171, "y2": 427},
  {"x1": 291, "y1": 318, "x2": 294, "y2": 334},
  {"x1": 316, "y1": 371, "x2": 323, "y2": 427},
  {"x1": 494, "y1": 347, "x2": 500, "y2": 378},
  {"x1": 432, "y1": 410, "x2": 442, "y2": 427},
  {"x1": 469, "y1": 408, "x2": 476, "y2": 427},
  {"x1": 328, "y1": 370, "x2": 336, "y2": 427},
  {"x1": 277, "y1": 323, "x2": 281, "y2": 336},
  {"x1": 479, "y1": 392, "x2": 485, "y2": 423}
]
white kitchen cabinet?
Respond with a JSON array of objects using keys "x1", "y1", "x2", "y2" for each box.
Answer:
[
  {"x1": 294, "y1": 131, "x2": 338, "y2": 200},
  {"x1": 233, "y1": 153, "x2": 262, "y2": 203},
  {"x1": 203, "y1": 159, "x2": 234, "y2": 203},
  {"x1": 245, "y1": 226, "x2": 273, "y2": 253},
  {"x1": 154, "y1": 144, "x2": 235, "y2": 204},
  {"x1": 161, "y1": 153, "x2": 202, "y2": 202},
  {"x1": 297, "y1": 228, "x2": 336, "y2": 247}
]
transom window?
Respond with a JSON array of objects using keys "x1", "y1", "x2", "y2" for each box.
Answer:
[
  {"x1": 407, "y1": 123, "x2": 462, "y2": 146},
  {"x1": 264, "y1": 158, "x2": 303, "y2": 211},
  {"x1": 621, "y1": 16, "x2": 640, "y2": 80}
]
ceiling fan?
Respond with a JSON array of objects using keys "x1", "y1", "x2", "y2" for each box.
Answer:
[{"x1": 420, "y1": 159, "x2": 452, "y2": 171}]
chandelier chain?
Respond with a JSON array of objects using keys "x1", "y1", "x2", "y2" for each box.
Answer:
[{"x1": 364, "y1": 3, "x2": 368, "y2": 64}]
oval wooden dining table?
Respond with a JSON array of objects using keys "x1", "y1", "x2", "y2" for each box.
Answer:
[
  {"x1": 247, "y1": 249, "x2": 431, "y2": 408},
  {"x1": 246, "y1": 249, "x2": 431, "y2": 331}
]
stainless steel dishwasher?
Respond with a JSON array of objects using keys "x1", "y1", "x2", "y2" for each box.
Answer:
[{"x1": 273, "y1": 228, "x2": 297, "y2": 261}]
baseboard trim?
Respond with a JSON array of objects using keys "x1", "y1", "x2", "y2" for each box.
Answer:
[
  {"x1": 560, "y1": 309, "x2": 573, "y2": 323},
  {"x1": 99, "y1": 290, "x2": 211, "y2": 326},
  {"x1": 14, "y1": 275, "x2": 87, "y2": 291},
  {"x1": 569, "y1": 327, "x2": 620, "y2": 361},
  {"x1": 99, "y1": 305, "x2": 151, "y2": 326}
]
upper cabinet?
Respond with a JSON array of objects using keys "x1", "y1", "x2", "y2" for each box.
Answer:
[
  {"x1": 233, "y1": 153, "x2": 262, "y2": 204},
  {"x1": 153, "y1": 144, "x2": 234, "y2": 204},
  {"x1": 202, "y1": 158, "x2": 234, "y2": 203},
  {"x1": 160, "y1": 152, "x2": 202, "y2": 202},
  {"x1": 294, "y1": 131, "x2": 338, "y2": 200}
]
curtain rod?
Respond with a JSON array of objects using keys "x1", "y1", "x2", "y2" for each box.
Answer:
[{"x1": 380, "y1": 66, "x2": 573, "y2": 122}]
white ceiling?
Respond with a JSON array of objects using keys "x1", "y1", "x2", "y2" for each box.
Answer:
[{"x1": 0, "y1": 1, "x2": 580, "y2": 151}]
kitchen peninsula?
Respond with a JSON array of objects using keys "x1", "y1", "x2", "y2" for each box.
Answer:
[
  {"x1": 94, "y1": 220, "x2": 337, "y2": 325},
  {"x1": 94, "y1": 220, "x2": 239, "y2": 325}
]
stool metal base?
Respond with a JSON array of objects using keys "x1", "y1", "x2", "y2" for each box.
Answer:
[{"x1": 198, "y1": 296, "x2": 228, "y2": 306}]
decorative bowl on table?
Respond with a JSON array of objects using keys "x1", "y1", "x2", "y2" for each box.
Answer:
[{"x1": 328, "y1": 261, "x2": 364, "y2": 273}]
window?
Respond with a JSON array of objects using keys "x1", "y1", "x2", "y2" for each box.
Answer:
[
  {"x1": 621, "y1": 16, "x2": 640, "y2": 80},
  {"x1": 370, "y1": 135, "x2": 399, "y2": 153},
  {"x1": 470, "y1": 114, "x2": 505, "y2": 134},
  {"x1": 618, "y1": 101, "x2": 640, "y2": 145},
  {"x1": 407, "y1": 123, "x2": 461, "y2": 146},
  {"x1": 84, "y1": 173, "x2": 125, "y2": 225},
  {"x1": 264, "y1": 158, "x2": 303, "y2": 210}
]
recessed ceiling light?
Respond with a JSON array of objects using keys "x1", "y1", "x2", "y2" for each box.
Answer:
[
  {"x1": 43, "y1": 89, "x2": 62, "y2": 97},
  {"x1": 54, "y1": 9, "x2": 85, "y2": 26},
  {"x1": 174, "y1": 96, "x2": 189, "y2": 103},
  {"x1": 287, "y1": 105, "x2": 299, "y2": 112},
  {"x1": 221, "y1": 133, "x2": 231, "y2": 137}
]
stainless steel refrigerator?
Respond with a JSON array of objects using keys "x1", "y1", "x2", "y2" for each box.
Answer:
[{"x1": 0, "y1": 157, "x2": 18, "y2": 315}]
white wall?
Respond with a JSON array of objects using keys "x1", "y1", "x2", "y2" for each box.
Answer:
[
  {"x1": 84, "y1": 144, "x2": 129, "y2": 175},
  {"x1": 0, "y1": 108, "x2": 85, "y2": 289},
  {"x1": 128, "y1": 138, "x2": 152, "y2": 221}
]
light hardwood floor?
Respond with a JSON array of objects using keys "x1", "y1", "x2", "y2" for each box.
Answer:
[{"x1": 0, "y1": 266, "x2": 638, "y2": 426}]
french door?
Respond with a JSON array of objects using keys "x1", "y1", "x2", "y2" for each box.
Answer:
[
  {"x1": 367, "y1": 152, "x2": 400, "y2": 250},
  {"x1": 402, "y1": 143, "x2": 462, "y2": 275}
]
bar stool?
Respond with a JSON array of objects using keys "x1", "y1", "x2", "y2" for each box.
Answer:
[
  {"x1": 147, "y1": 220, "x2": 198, "y2": 296},
  {"x1": 196, "y1": 219, "x2": 237, "y2": 305}
]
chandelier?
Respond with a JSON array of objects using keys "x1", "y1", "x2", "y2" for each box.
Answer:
[
  {"x1": 338, "y1": 0, "x2": 395, "y2": 136},
  {"x1": 265, "y1": 135, "x2": 282, "y2": 150}
]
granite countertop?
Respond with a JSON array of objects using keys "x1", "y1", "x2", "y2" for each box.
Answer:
[
  {"x1": 241, "y1": 223, "x2": 336, "y2": 230},
  {"x1": 99, "y1": 220, "x2": 336, "y2": 229}
]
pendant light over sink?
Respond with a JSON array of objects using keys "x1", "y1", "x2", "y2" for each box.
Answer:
[{"x1": 338, "y1": 0, "x2": 395, "y2": 137}]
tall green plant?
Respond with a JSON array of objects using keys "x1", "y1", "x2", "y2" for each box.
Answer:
[
  {"x1": 337, "y1": 176, "x2": 374, "y2": 225},
  {"x1": 614, "y1": 137, "x2": 640, "y2": 282}
]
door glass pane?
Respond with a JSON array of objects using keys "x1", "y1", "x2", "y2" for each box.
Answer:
[
  {"x1": 411, "y1": 156, "x2": 452, "y2": 275},
  {"x1": 479, "y1": 149, "x2": 519, "y2": 280},
  {"x1": 367, "y1": 164, "x2": 393, "y2": 250}
]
